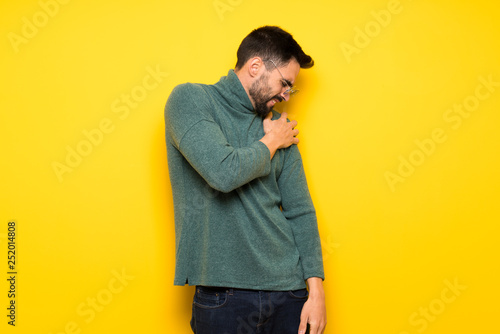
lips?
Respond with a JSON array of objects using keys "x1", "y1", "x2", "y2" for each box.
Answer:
[{"x1": 269, "y1": 96, "x2": 283, "y2": 105}]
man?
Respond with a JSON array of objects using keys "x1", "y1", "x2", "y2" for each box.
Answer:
[{"x1": 164, "y1": 26, "x2": 326, "y2": 334}]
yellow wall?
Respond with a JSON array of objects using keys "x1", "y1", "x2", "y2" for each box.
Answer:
[{"x1": 1, "y1": 0, "x2": 499, "y2": 333}]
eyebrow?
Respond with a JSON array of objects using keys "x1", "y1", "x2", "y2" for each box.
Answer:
[{"x1": 283, "y1": 78, "x2": 293, "y2": 87}]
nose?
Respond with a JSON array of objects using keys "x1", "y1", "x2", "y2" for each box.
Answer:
[{"x1": 281, "y1": 91, "x2": 290, "y2": 102}]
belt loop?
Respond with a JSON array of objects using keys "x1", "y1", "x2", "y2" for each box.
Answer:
[{"x1": 228, "y1": 288, "x2": 234, "y2": 296}]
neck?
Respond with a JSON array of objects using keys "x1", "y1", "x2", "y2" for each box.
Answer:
[{"x1": 234, "y1": 68, "x2": 256, "y2": 109}]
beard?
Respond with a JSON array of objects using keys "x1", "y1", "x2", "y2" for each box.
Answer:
[{"x1": 248, "y1": 73, "x2": 284, "y2": 117}]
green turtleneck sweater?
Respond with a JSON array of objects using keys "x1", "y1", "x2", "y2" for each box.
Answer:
[{"x1": 164, "y1": 69, "x2": 324, "y2": 290}]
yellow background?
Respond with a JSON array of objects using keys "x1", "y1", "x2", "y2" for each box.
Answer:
[{"x1": 1, "y1": 0, "x2": 499, "y2": 333}]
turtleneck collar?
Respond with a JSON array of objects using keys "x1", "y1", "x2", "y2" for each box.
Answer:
[{"x1": 213, "y1": 69, "x2": 255, "y2": 113}]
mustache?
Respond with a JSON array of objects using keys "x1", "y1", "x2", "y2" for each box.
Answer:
[{"x1": 270, "y1": 95, "x2": 284, "y2": 103}]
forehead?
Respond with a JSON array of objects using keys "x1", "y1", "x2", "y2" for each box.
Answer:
[{"x1": 279, "y1": 59, "x2": 300, "y2": 83}]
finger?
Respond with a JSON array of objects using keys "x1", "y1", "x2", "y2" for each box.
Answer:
[
  {"x1": 281, "y1": 112, "x2": 288, "y2": 119},
  {"x1": 265, "y1": 111, "x2": 273, "y2": 120},
  {"x1": 290, "y1": 119, "x2": 298, "y2": 128},
  {"x1": 308, "y1": 322, "x2": 319, "y2": 334},
  {"x1": 293, "y1": 129, "x2": 299, "y2": 137},
  {"x1": 298, "y1": 318, "x2": 307, "y2": 334}
]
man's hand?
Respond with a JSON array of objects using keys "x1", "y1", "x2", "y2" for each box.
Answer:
[
  {"x1": 259, "y1": 112, "x2": 299, "y2": 159},
  {"x1": 299, "y1": 277, "x2": 326, "y2": 334}
]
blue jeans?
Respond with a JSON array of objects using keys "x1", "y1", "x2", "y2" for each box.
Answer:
[{"x1": 190, "y1": 286, "x2": 309, "y2": 334}]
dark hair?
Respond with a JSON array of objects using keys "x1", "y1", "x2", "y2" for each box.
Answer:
[{"x1": 235, "y1": 26, "x2": 314, "y2": 70}]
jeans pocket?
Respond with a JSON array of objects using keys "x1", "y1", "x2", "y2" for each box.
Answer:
[
  {"x1": 288, "y1": 288, "x2": 309, "y2": 299},
  {"x1": 193, "y1": 286, "x2": 229, "y2": 309}
]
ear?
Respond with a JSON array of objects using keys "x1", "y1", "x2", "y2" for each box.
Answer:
[{"x1": 247, "y1": 57, "x2": 264, "y2": 78}]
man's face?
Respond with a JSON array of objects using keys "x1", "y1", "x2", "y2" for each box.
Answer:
[{"x1": 249, "y1": 59, "x2": 300, "y2": 117}]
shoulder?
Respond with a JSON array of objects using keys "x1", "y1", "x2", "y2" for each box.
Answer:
[
  {"x1": 270, "y1": 109, "x2": 281, "y2": 120},
  {"x1": 166, "y1": 82, "x2": 213, "y2": 116},
  {"x1": 168, "y1": 82, "x2": 209, "y2": 103},
  {"x1": 165, "y1": 82, "x2": 216, "y2": 133}
]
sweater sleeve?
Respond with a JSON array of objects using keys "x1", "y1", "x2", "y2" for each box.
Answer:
[
  {"x1": 165, "y1": 83, "x2": 272, "y2": 193},
  {"x1": 278, "y1": 145, "x2": 325, "y2": 280}
]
